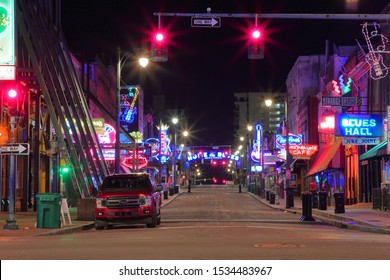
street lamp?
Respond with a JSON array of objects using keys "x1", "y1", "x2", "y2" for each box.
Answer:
[
  {"x1": 247, "y1": 124, "x2": 253, "y2": 190},
  {"x1": 182, "y1": 130, "x2": 190, "y2": 192},
  {"x1": 115, "y1": 47, "x2": 149, "y2": 174},
  {"x1": 171, "y1": 117, "x2": 178, "y2": 191},
  {"x1": 265, "y1": 97, "x2": 292, "y2": 208}
]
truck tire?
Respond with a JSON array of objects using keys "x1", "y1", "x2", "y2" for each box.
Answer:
[
  {"x1": 95, "y1": 220, "x2": 106, "y2": 230},
  {"x1": 146, "y1": 208, "x2": 158, "y2": 228}
]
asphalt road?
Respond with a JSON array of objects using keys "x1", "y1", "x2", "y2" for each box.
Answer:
[{"x1": 1, "y1": 185, "x2": 390, "y2": 260}]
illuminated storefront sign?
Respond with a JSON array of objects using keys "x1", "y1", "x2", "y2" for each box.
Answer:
[
  {"x1": 289, "y1": 144, "x2": 318, "y2": 158},
  {"x1": 145, "y1": 138, "x2": 160, "y2": 158},
  {"x1": 0, "y1": 0, "x2": 15, "y2": 68},
  {"x1": 0, "y1": 65, "x2": 15, "y2": 79},
  {"x1": 275, "y1": 133, "x2": 303, "y2": 149},
  {"x1": 98, "y1": 123, "x2": 116, "y2": 144},
  {"x1": 187, "y1": 150, "x2": 239, "y2": 162},
  {"x1": 335, "y1": 114, "x2": 383, "y2": 137},
  {"x1": 319, "y1": 115, "x2": 335, "y2": 133}
]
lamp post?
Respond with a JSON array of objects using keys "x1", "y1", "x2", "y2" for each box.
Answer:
[
  {"x1": 182, "y1": 130, "x2": 190, "y2": 192},
  {"x1": 247, "y1": 124, "x2": 253, "y2": 191},
  {"x1": 115, "y1": 47, "x2": 148, "y2": 174},
  {"x1": 265, "y1": 97, "x2": 292, "y2": 208},
  {"x1": 171, "y1": 117, "x2": 178, "y2": 192}
]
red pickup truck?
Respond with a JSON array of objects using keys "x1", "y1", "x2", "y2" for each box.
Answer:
[{"x1": 94, "y1": 173, "x2": 162, "y2": 230}]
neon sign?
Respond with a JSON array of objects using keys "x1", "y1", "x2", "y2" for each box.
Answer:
[
  {"x1": 251, "y1": 124, "x2": 262, "y2": 163},
  {"x1": 0, "y1": 0, "x2": 15, "y2": 67},
  {"x1": 275, "y1": 133, "x2": 303, "y2": 149},
  {"x1": 187, "y1": 151, "x2": 239, "y2": 162},
  {"x1": 339, "y1": 75, "x2": 352, "y2": 95},
  {"x1": 289, "y1": 144, "x2": 318, "y2": 158},
  {"x1": 98, "y1": 123, "x2": 116, "y2": 144},
  {"x1": 121, "y1": 87, "x2": 139, "y2": 124},
  {"x1": 335, "y1": 114, "x2": 383, "y2": 137}
]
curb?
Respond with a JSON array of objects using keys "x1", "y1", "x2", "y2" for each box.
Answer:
[{"x1": 248, "y1": 191, "x2": 390, "y2": 235}]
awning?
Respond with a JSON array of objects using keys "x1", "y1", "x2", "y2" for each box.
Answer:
[
  {"x1": 306, "y1": 140, "x2": 342, "y2": 177},
  {"x1": 359, "y1": 141, "x2": 387, "y2": 161}
]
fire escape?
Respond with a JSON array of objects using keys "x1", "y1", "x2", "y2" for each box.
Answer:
[{"x1": 14, "y1": 0, "x2": 109, "y2": 204}]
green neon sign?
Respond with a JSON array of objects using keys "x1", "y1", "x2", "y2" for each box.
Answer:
[{"x1": 0, "y1": 0, "x2": 15, "y2": 65}]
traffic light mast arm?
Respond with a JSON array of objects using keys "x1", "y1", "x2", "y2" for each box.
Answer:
[{"x1": 153, "y1": 12, "x2": 390, "y2": 21}]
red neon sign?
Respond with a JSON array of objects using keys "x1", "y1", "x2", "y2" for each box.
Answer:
[{"x1": 289, "y1": 144, "x2": 318, "y2": 158}]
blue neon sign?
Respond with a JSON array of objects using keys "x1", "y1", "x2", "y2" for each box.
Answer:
[{"x1": 335, "y1": 114, "x2": 383, "y2": 137}]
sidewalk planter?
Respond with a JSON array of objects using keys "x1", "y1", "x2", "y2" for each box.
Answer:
[
  {"x1": 36, "y1": 193, "x2": 62, "y2": 228},
  {"x1": 334, "y1": 193, "x2": 345, "y2": 214},
  {"x1": 318, "y1": 191, "x2": 328, "y2": 210}
]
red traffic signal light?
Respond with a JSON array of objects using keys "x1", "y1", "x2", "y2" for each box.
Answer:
[
  {"x1": 7, "y1": 88, "x2": 17, "y2": 98},
  {"x1": 151, "y1": 30, "x2": 168, "y2": 62},
  {"x1": 248, "y1": 28, "x2": 264, "y2": 59}
]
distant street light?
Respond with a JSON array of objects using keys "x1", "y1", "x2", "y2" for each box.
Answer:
[
  {"x1": 115, "y1": 47, "x2": 149, "y2": 173},
  {"x1": 247, "y1": 124, "x2": 253, "y2": 189},
  {"x1": 171, "y1": 117, "x2": 178, "y2": 190},
  {"x1": 265, "y1": 97, "x2": 292, "y2": 208}
]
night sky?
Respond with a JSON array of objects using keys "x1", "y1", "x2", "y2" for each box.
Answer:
[{"x1": 61, "y1": 0, "x2": 389, "y2": 146}]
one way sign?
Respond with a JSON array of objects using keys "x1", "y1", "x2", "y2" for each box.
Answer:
[
  {"x1": 0, "y1": 143, "x2": 30, "y2": 155},
  {"x1": 191, "y1": 17, "x2": 221, "y2": 28}
]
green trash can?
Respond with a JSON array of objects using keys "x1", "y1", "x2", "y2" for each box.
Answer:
[{"x1": 36, "y1": 193, "x2": 62, "y2": 228}]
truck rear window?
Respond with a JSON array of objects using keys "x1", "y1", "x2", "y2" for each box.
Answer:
[{"x1": 101, "y1": 176, "x2": 152, "y2": 190}]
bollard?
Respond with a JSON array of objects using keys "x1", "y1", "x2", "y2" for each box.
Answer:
[
  {"x1": 270, "y1": 193, "x2": 275, "y2": 204},
  {"x1": 334, "y1": 192, "x2": 345, "y2": 213},
  {"x1": 318, "y1": 191, "x2": 327, "y2": 210},
  {"x1": 188, "y1": 182, "x2": 191, "y2": 193},
  {"x1": 300, "y1": 192, "x2": 315, "y2": 221},
  {"x1": 285, "y1": 188, "x2": 294, "y2": 209},
  {"x1": 163, "y1": 191, "x2": 168, "y2": 200},
  {"x1": 238, "y1": 184, "x2": 242, "y2": 193}
]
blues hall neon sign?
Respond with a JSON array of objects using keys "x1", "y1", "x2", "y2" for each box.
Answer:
[{"x1": 335, "y1": 114, "x2": 383, "y2": 137}]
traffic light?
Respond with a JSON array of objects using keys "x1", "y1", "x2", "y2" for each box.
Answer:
[
  {"x1": 151, "y1": 30, "x2": 168, "y2": 62},
  {"x1": 1, "y1": 81, "x2": 19, "y2": 116},
  {"x1": 248, "y1": 27, "x2": 264, "y2": 59}
]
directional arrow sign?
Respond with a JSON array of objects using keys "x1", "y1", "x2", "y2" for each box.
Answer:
[
  {"x1": 191, "y1": 17, "x2": 221, "y2": 28},
  {"x1": 0, "y1": 143, "x2": 30, "y2": 155}
]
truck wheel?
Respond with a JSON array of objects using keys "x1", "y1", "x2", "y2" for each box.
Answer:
[
  {"x1": 95, "y1": 220, "x2": 106, "y2": 230},
  {"x1": 146, "y1": 209, "x2": 158, "y2": 228}
]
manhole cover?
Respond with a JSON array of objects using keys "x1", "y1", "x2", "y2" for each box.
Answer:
[{"x1": 254, "y1": 243, "x2": 305, "y2": 249}]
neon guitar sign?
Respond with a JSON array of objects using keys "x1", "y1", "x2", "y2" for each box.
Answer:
[
  {"x1": 122, "y1": 88, "x2": 139, "y2": 123},
  {"x1": 251, "y1": 124, "x2": 262, "y2": 163},
  {"x1": 362, "y1": 22, "x2": 389, "y2": 80}
]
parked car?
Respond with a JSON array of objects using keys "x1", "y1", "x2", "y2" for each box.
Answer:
[{"x1": 94, "y1": 173, "x2": 162, "y2": 230}]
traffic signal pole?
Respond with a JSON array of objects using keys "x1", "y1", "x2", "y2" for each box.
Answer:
[
  {"x1": 3, "y1": 116, "x2": 19, "y2": 230},
  {"x1": 154, "y1": 11, "x2": 390, "y2": 21}
]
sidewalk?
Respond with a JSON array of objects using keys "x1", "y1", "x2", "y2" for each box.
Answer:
[
  {"x1": 249, "y1": 191, "x2": 390, "y2": 234},
  {"x1": 0, "y1": 191, "x2": 181, "y2": 238}
]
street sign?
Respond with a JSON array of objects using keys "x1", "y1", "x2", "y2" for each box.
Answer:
[
  {"x1": 191, "y1": 17, "x2": 221, "y2": 28},
  {"x1": 342, "y1": 137, "x2": 380, "y2": 145},
  {"x1": 0, "y1": 143, "x2": 30, "y2": 155},
  {"x1": 322, "y1": 96, "x2": 360, "y2": 107}
]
